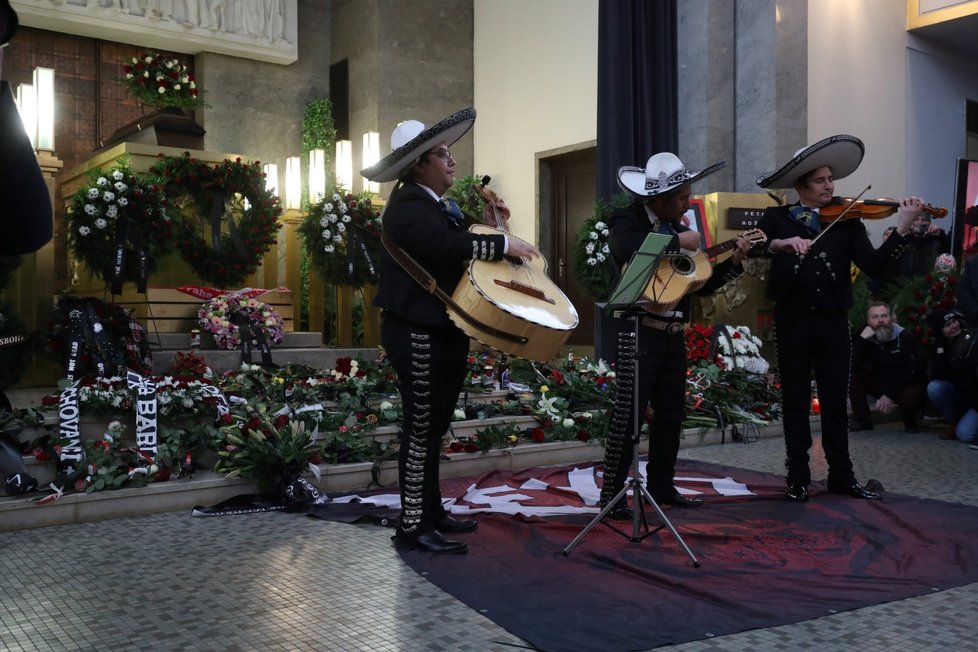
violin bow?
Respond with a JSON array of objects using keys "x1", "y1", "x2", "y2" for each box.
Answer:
[{"x1": 807, "y1": 184, "x2": 872, "y2": 247}]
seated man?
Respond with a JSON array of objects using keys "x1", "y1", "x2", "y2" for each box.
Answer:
[
  {"x1": 849, "y1": 301, "x2": 926, "y2": 432},
  {"x1": 926, "y1": 309, "x2": 978, "y2": 444}
]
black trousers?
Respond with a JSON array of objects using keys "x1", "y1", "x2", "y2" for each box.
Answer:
[
  {"x1": 600, "y1": 321, "x2": 687, "y2": 504},
  {"x1": 774, "y1": 306, "x2": 855, "y2": 489},
  {"x1": 381, "y1": 313, "x2": 469, "y2": 536}
]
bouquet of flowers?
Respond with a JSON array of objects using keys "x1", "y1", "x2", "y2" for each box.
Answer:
[
  {"x1": 197, "y1": 292, "x2": 285, "y2": 351},
  {"x1": 123, "y1": 52, "x2": 204, "y2": 109},
  {"x1": 571, "y1": 194, "x2": 631, "y2": 300},
  {"x1": 713, "y1": 324, "x2": 769, "y2": 374},
  {"x1": 66, "y1": 165, "x2": 172, "y2": 291},
  {"x1": 298, "y1": 190, "x2": 383, "y2": 289}
]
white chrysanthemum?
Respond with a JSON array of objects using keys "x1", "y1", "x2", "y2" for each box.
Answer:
[
  {"x1": 322, "y1": 229, "x2": 331, "y2": 240},
  {"x1": 78, "y1": 226, "x2": 91, "y2": 236},
  {"x1": 87, "y1": 188, "x2": 99, "y2": 199},
  {"x1": 342, "y1": 215, "x2": 351, "y2": 223},
  {"x1": 596, "y1": 253, "x2": 606, "y2": 262},
  {"x1": 332, "y1": 193, "x2": 341, "y2": 202},
  {"x1": 324, "y1": 244, "x2": 335, "y2": 253},
  {"x1": 329, "y1": 214, "x2": 338, "y2": 224},
  {"x1": 112, "y1": 170, "x2": 124, "y2": 181},
  {"x1": 602, "y1": 229, "x2": 609, "y2": 236},
  {"x1": 589, "y1": 231, "x2": 599, "y2": 240},
  {"x1": 585, "y1": 242, "x2": 595, "y2": 254},
  {"x1": 105, "y1": 205, "x2": 118, "y2": 218},
  {"x1": 144, "y1": 55, "x2": 153, "y2": 64},
  {"x1": 173, "y1": 84, "x2": 181, "y2": 91},
  {"x1": 117, "y1": 197, "x2": 128, "y2": 206},
  {"x1": 94, "y1": 218, "x2": 108, "y2": 229},
  {"x1": 337, "y1": 203, "x2": 348, "y2": 214},
  {"x1": 336, "y1": 223, "x2": 346, "y2": 233},
  {"x1": 602, "y1": 243, "x2": 610, "y2": 254},
  {"x1": 319, "y1": 216, "x2": 329, "y2": 228},
  {"x1": 102, "y1": 191, "x2": 115, "y2": 202},
  {"x1": 114, "y1": 181, "x2": 127, "y2": 193},
  {"x1": 587, "y1": 257, "x2": 597, "y2": 266},
  {"x1": 97, "y1": 177, "x2": 109, "y2": 187},
  {"x1": 84, "y1": 204, "x2": 97, "y2": 215},
  {"x1": 562, "y1": 418, "x2": 574, "y2": 428},
  {"x1": 324, "y1": 203, "x2": 333, "y2": 212},
  {"x1": 594, "y1": 221, "x2": 606, "y2": 230}
]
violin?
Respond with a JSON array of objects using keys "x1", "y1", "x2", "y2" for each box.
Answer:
[{"x1": 820, "y1": 197, "x2": 947, "y2": 223}]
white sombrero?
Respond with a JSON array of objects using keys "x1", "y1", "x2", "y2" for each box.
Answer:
[
  {"x1": 617, "y1": 152, "x2": 725, "y2": 198},
  {"x1": 756, "y1": 134, "x2": 864, "y2": 189},
  {"x1": 360, "y1": 107, "x2": 476, "y2": 183}
]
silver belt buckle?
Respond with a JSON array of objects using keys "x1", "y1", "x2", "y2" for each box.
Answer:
[{"x1": 665, "y1": 321, "x2": 683, "y2": 335}]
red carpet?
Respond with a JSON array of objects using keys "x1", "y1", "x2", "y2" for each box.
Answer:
[{"x1": 394, "y1": 460, "x2": 978, "y2": 651}]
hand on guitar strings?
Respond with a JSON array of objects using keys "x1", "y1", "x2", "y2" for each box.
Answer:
[{"x1": 506, "y1": 236, "x2": 537, "y2": 261}]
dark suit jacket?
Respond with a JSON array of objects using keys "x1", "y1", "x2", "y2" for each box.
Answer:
[
  {"x1": 756, "y1": 204, "x2": 910, "y2": 310},
  {"x1": 0, "y1": 81, "x2": 53, "y2": 256},
  {"x1": 608, "y1": 202, "x2": 743, "y2": 316},
  {"x1": 374, "y1": 181, "x2": 508, "y2": 327}
]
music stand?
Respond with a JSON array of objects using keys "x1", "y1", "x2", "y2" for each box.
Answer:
[{"x1": 562, "y1": 233, "x2": 700, "y2": 567}]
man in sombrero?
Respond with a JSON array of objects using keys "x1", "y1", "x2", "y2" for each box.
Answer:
[
  {"x1": 755, "y1": 135, "x2": 924, "y2": 502},
  {"x1": 598, "y1": 153, "x2": 752, "y2": 520},
  {"x1": 361, "y1": 108, "x2": 536, "y2": 554}
]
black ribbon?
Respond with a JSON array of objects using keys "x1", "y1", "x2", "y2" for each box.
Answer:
[
  {"x1": 209, "y1": 192, "x2": 247, "y2": 258},
  {"x1": 109, "y1": 216, "x2": 149, "y2": 295}
]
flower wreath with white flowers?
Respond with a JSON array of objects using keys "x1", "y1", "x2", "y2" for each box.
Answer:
[
  {"x1": 151, "y1": 153, "x2": 282, "y2": 289},
  {"x1": 122, "y1": 51, "x2": 205, "y2": 109},
  {"x1": 571, "y1": 194, "x2": 632, "y2": 300},
  {"x1": 198, "y1": 292, "x2": 285, "y2": 351},
  {"x1": 67, "y1": 163, "x2": 173, "y2": 292},
  {"x1": 713, "y1": 324, "x2": 769, "y2": 375},
  {"x1": 297, "y1": 189, "x2": 383, "y2": 289}
]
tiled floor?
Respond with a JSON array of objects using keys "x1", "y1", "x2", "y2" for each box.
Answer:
[{"x1": 0, "y1": 422, "x2": 975, "y2": 651}]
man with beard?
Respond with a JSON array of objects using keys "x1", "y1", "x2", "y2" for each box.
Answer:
[{"x1": 848, "y1": 301, "x2": 926, "y2": 432}]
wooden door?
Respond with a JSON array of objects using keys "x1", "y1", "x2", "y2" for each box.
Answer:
[{"x1": 548, "y1": 147, "x2": 597, "y2": 348}]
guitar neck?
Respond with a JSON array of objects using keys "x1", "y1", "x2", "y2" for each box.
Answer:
[{"x1": 703, "y1": 238, "x2": 740, "y2": 258}]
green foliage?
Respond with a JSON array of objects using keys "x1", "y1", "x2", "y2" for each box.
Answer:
[
  {"x1": 301, "y1": 99, "x2": 338, "y2": 210},
  {"x1": 444, "y1": 174, "x2": 490, "y2": 221},
  {"x1": 571, "y1": 193, "x2": 632, "y2": 300}
]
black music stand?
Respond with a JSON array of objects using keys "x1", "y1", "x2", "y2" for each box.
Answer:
[{"x1": 562, "y1": 233, "x2": 700, "y2": 567}]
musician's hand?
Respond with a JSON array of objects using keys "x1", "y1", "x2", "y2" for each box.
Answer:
[
  {"x1": 677, "y1": 230, "x2": 700, "y2": 250},
  {"x1": 731, "y1": 236, "x2": 751, "y2": 264},
  {"x1": 506, "y1": 237, "x2": 537, "y2": 260},
  {"x1": 772, "y1": 236, "x2": 812, "y2": 255},
  {"x1": 875, "y1": 395, "x2": 895, "y2": 414},
  {"x1": 483, "y1": 199, "x2": 511, "y2": 229},
  {"x1": 895, "y1": 196, "x2": 925, "y2": 236}
]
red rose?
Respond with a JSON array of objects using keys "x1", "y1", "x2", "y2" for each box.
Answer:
[
  {"x1": 531, "y1": 428, "x2": 546, "y2": 443},
  {"x1": 576, "y1": 430, "x2": 590, "y2": 442}
]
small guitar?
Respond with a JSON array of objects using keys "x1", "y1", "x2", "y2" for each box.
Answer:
[{"x1": 641, "y1": 228, "x2": 767, "y2": 313}]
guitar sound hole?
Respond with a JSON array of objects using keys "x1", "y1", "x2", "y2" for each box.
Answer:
[{"x1": 670, "y1": 256, "x2": 693, "y2": 275}]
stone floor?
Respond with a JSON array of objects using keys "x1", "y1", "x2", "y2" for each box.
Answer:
[{"x1": 0, "y1": 421, "x2": 975, "y2": 651}]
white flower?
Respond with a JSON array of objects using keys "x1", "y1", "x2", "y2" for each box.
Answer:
[
  {"x1": 332, "y1": 194, "x2": 341, "y2": 202},
  {"x1": 114, "y1": 181, "x2": 127, "y2": 193},
  {"x1": 94, "y1": 218, "x2": 108, "y2": 230},
  {"x1": 97, "y1": 177, "x2": 108, "y2": 187},
  {"x1": 380, "y1": 401, "x2": 393, "y2": 411},
  {"x1": 342, "y1": 215, "x2": 351, "y2": 223},
  {"x1": 189, "y1": 81, "x2": 196, "y2": 89},
  {"x1": 117, "y1": 197, "x2": 128, "y2": 207},
  {"x1": 596, "y1": 253, "x2": 606, "y2": 262},
  {"x1": 106, "y1": 205, "x2": 118, "y2": 218},
  {"x1": 587, "y1": 257, "x2": 597, "y2": 266},
  {"x1": 112, "y1": 170, "x2": 124, "y2": 181},
  {"x1": 78, "y1": 226, "x2": 91, "y2": 236},
  {"x1": 602, "y1": 243, "x2": 610, "y2": 254},
  {"x1": 336, "y1": 223, "x2": 346, "y2": 233},
  {"x1": 589, "y1": 232, "x2": 599, "y2": 240},
  {"x1": 329, "y1": 214, "x2": 338, "y2": 224},
  {"x1": 602, "y1": 229, "x2": 609, "y2": 236},
  {"x1": 144, "y1": 55, "x2": 153, "y2": 64},
  {"x1": 324, "y1": 203, "x2": 333, "y2": 212},
  {"x1": 324, "y1": 244, "x2": 335, "y2": 253},
  {"x1": 562, "y1": 418, "x2": 575, "y2": 428},
  {"x1": 337, "y1": 203, "x2": 348, "y2": 214},
  {"x1": 84, "y1": 204, "x2": 97, "y2": 215},
  {"x1": 87, "y1": 188, "x2": 99, "y2": 199},
  {"x1": 322, "y1": 229, "x2": 331, "y2": 240},
  {"x1": 157, "y1": 86, "x2": 166, "y2": 95},
  {"x1": 319, "y1": 216, "x2": 329, "y2": 228},
  {"x1": 585, "y1": 242, "x2": 595, "y2": 254},
  {"x1": 594, "y1": 221, "x2": 606, "y2": 230},
  {"x1": 102, "y1": 191, "x2": 115, "y2": 202},
  {"x1": 453, "y1": 408, "x2": 466, "y2": 420},
  {"x1": 333, "y1": 235, "x2": 343, "y2": 243}
]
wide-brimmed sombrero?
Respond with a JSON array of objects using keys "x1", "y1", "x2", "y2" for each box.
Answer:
[
  {"x1": 756, "y1": 134, "x2": 864, "y2": 189},
  {"x1": 360, "y1": 107, "x2": 476, "y2": 183},
  {"x1": 617, "y1": 152, "x2": 725, "y2": 197}
]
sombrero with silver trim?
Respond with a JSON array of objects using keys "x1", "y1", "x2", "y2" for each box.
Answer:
[
  {"x1": 617, "y1": 152, "x2": 725, "y2": 198},
  {"x1": 360, "y1": 107, "x2": 476, "y2": 183},
  {"x1": 756, "y1": 134, "x2": 864, "y2": 189}
]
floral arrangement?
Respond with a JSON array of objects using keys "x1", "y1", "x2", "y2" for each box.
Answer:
[
  {"x1": 151, "y1": 153, "x2": 281, "y2": 288},
  {"x1": 571, "y1": 194, "x2": 632, "y2": 300},
  {"x1": 66, "y1": 164, "x2": 172, "y2": 291},
  {"x1": 122, "y1": 52, "x2": 204, "y2": 109},
  {"x1": 38, "y1": 374, "x2": 227, "y2": 419},
  {"x1": 298, "y1": 190, "x2": 382, "y2": 289},
  {"x1": 197, "y1": 292, "x2": 285, "y2": 351},
  {"x1": 713, "y1": 325, "x2": 769, "y2": 374},
  {"x1": 44, "y1": 296, "x2": 152, "y2": 377},
  {"x1": 890, "y1": 268, "x2": 959, "y2": 347}
]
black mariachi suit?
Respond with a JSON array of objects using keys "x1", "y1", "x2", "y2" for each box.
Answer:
[
  {"x1": 599, "y1": 202, "x2": 743, "y2": 505},
  {"x1": 756, "y1": 204, "x2": 910, "y2": 490},
  {"x1": 375, "y1": 181, "x2": 507, "y2": 537}
]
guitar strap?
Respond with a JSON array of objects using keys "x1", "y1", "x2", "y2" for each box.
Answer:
[{"x1": 380, "y1": 230, "x2": 527, "y2": 346}]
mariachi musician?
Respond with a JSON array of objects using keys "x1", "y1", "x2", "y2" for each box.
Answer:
[
  {"x1": 599, "y1": 153, "x2": 752, "y2": 519},
  {"x1": 361, "y1": 107, "x2": 537, "y2": 554},
  {"x1": 754, "y1": 134, "x2": 924, "y2": 502}
]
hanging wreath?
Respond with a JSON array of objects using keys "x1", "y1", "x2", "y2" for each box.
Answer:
[
  {"x1": 66, "y1": 164, "x2": 172, "y2": 293},
  {"x1": 44, "y1": 296, "x2": 152, "y2": 378},
  {"x1": 297, "y1": 190, "x2": 382, "y2": 288},
  {"x1": 151, "y1": 153, "x2": 282, "y2": 289},
  {"x1": 197, "y1": 291, "x2": 285, "y2": 351},
  {"x1": 571, "y1": 194, "x2": 632, "y2": 301}
]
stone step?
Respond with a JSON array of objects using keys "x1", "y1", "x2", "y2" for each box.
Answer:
[
  {"x1": 150, "y1": 345, "x2": 380, "y2": 374},
  {"x1": 151, "y1": 331, "x2": 325, "y2": 350},
  {"x1": 0, "y1": 419, "x2": 797, "y2": 533}
]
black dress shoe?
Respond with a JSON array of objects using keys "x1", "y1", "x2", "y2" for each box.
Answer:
[
  {"x1": 604, "y1": 501, "x2": 633, "y2": 521},
  {"x1": 829, "y1": 482, "x2": 882, "y2": 500},
  {"x1": 786, "y1": 483, "x2": 809, "y2": 502},
  {"x1": 654, "y1": 492, "x2": 704, "y2": 507},
  {"x1": 436, "y1": 515, "x2": 478, "y2": 533},
  {"x1": 392, "y1": 530, "x2": 468, "y2": 554}
]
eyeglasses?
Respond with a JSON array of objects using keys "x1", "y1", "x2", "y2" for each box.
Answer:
[{"x1": 428, "y1": 148, "x2": 453, "y2": 161}]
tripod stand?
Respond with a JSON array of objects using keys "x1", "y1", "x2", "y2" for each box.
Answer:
[{"x1": 562, "y1": 234, "x2": 700, "y2": 566}]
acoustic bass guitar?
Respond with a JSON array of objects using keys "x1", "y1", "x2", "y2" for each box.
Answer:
[
  {"x1": 640, "y1": 228, "x2": 766, "y2": 313},
  {"x1": 448, "y1": 181, "x2": 578, "y2": 363}
]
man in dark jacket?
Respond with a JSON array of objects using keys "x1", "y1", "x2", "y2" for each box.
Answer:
[
  {"x1": 754, "y1": 134, "x2": 924, "y2": 502},
  {"x1": 848, "y1": 301, "x2": 926, "y2": 432},
  {"x1": 362, "y1": 108, "x2": 537, "y2": 554},
  {"x1": 598, "y1": 152, "x2": 751, "y2": 519},
  {"x1": 926, "y1": 309, "x2": 978, "y2": 444}
]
